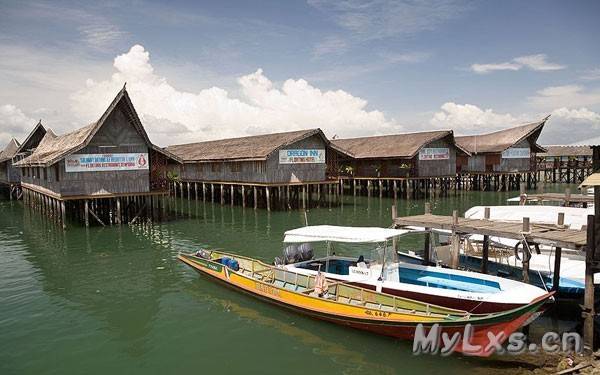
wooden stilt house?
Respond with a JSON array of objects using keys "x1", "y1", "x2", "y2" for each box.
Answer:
[
  {"x1": 329, "y1": 130, "x2": 468, "y2": 178},
  {"x1": 455, "y1": 119, "x2": 548, "y2": 173},
  {"x1": 14, "y1": 86, "x2": 181, "y2": 227}
]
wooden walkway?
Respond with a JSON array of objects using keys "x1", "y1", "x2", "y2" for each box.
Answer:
[
  {"x1": 393, "y1": 213, "x2": 587, "y2": 250},
  {"x1": 523, "y1": 192, "x2": 593, "y2": 205}
]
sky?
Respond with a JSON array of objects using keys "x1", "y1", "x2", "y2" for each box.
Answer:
[{"x1": 0, "y1": 0, "x2": 599, "y2": 147}]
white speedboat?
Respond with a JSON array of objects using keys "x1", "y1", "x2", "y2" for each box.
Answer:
[{"x1": 278, "y1": 225, "x2": 549, "y2": 314}]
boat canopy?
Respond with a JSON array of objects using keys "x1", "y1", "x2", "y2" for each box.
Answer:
[{"x1": 283, "y1": 225, "x2": 414, "y2": 243}]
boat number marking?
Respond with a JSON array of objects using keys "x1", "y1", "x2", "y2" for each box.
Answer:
[
  {"x1": 255, "y1": 283, "x2": 281, "y2": 297},
  {"x1": 365, "y1": 309, "x2": 390, "y2": 318}
]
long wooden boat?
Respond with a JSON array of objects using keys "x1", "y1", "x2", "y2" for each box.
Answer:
[
  {"x1": 281, "y1": 225, "x2": 550, "y2": 314},
  {"x1": 179, "y1": 250, "x2": 553, "y2": 356}
]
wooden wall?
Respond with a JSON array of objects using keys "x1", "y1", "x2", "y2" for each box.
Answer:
[
  {"x1": 20, "y1": 105, "x2": 152, "y2": 197},
  {"x1": 462, "y1": 139, "x2": 534, "y2": 173},
  {"x1": 177, "y1": 134, "x2": 328, "y2": 183},
  {"x1": 333, "y1": 137, "x2": 458, "y2": 178},
  {"x1": 414, "y1": 138, "x2": 457, "y2": 177}
]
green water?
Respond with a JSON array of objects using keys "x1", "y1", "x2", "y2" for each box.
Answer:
[{"x1": 0, "y1": 184, "x2": 577, "y2": 375}]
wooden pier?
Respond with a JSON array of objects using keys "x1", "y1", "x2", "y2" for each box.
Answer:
[
  {"x1": 171, "y1": 180, "x2": 341, "y2": 211},
  {"x1": 538, "y1": 145, "x2": 593, "y2": 184}
]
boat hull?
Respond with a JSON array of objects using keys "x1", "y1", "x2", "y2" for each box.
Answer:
[{"x1": 179, "y1": 253, "x2": 551, "y2": 356}]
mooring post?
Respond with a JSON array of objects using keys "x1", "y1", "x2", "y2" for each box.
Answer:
[
  {"x1": 552, "y1": 213, "x2": 566, "y2": 291},
  {"x1": 565, "y1": 187, "x2": 571, "y2": 206},
  {"x1": 521, "y1": 217, "x2": 531, "y2": 283},
  {"x1": 481, "y1": 207, "x2": 490, "y2": 274},
  {"x1": 450, "y1": 210, "x2": 460, "y2": 269},
  {"x1": 584, "y1": 214, "x2": 596, "y2": 352}
]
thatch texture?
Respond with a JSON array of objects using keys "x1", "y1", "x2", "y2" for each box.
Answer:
[
  {"x1": 539, "y1": 145, "x2": 593, "y2": 158},
  {"x1": 0, "y1": 138, "x2": 21, "y2": 163},
  {"x1": 330, "y1": 130, "x2": 464, "y2": 159},
  {"x1": 15, "y1": 87, "x2": 181, "y2": 167},
  {"x1": 455, "y1": 119, "x2": 547, "y2": 154},
  {"x1": 166, "y1": 129, "x2": 328, "y2": 162}
]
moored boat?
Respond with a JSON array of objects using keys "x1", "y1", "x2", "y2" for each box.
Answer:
[
  {"x1": 281, "y1": 225, "x2": 550, "y2": 314},
  {"x1": 178, "y1": 250, "x2": 552, "y2": 356}
]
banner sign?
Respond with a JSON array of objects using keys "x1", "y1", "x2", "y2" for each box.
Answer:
[
  {"x1": 65, "y1": 153, "x2": 149, "y2": 172},
  {"x1": 279, "y1": 149, "x2": 325, "y2": 164},
  {"x1": 418, "y1": 148, "x2": 449, "y2": 160},
  {"x1": 501, "y1": 148, "x2": 530, "y2": 159}
]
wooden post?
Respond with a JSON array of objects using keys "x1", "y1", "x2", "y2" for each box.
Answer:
[
  {"x1": 84, "y1": 200, "x2": 89, "y2": 227},
  {"x1": 202, "y1": 182, "x2": 206, "y2": 202},
  {"x1": 584, "y1": 214, "x2": 595, "y2": 352},
  {"x1": 393, "y1": 180, "x2": 397, "y2": 201},
  {"x1": 424, "y1": 202, "x2": 431, "y2": 214},
  {"x1": 241, "y1": 185, "x2": 246, "y2": 208},
  {"x1": 60, "y1": 200, "x2": 66, "y2": 230},
  {"x1": 115, "y1": 198, "x2": 121, "y2": 224},
  {"x1": 521, "y1": 217, "x2": 531, "y2": 283},
  {"x1": 220, "y1": 184, "x2": 224, "y2": 206},
  {"x1": 230, "y1": 185, "x2": 234, "y2": 206},
  {"x1": 353, "y1": 179, "x2": 357, "y2": 197},
  {"x1": 565, "y1": 187, "x2": 571, "y2": 206},
  {"x1": 302, "y1": 185, "x2": 306, "y2": 210},
  {"x1": 391, "y1": 205, "x2": 398, "y2": 251},
  {"x1": 265, "y1": 187, "x2": 270, "y2": 212},
  {"x1": 253, "y1": 186, "x2": 258, "y2": 210},
  {"x1": 482, "y1": 207, "x2": 490, "y2": 274},
  {"x1": 195, "y1": 182, "x2": 198, "y2": 200},
  {"x1": 451, "y1": 210, "x2": 459, "y2": 269},
  {"x1": 379, "y1": 179, "x2": 383, "y2": 199}
]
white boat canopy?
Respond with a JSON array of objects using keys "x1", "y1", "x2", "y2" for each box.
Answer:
[{"x1": 283, "y1": 225, "x2": 414, "y2": 243}]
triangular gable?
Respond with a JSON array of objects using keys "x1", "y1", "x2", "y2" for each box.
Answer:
[{"x1": 16, "y1": 120, "x2": 46, "y2": 155}]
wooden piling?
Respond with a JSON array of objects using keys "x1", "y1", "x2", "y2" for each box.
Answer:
[
  {"x1": 450, "y1": 210, "x2": 459, "y2": 269},
  {"x1": 265, "y1": 187, "x2": 271, "y2": 212},
  {"x1": 584, "y1": 214, "x2": 595, "y2": 352}
]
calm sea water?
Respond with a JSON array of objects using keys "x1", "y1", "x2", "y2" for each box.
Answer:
[{"x1": 0, "y1": 184, "x2": 577, "y2": 375}]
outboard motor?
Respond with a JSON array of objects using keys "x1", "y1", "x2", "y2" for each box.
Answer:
[
  {"x1": 282, "y1": 243, "x2": 314, "y2": 264},
  {"x1": 195, "y1": 249, "x2": 211, "y2": 259}
]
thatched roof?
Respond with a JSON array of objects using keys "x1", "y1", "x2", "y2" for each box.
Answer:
[
  {"x1": 539, "y1": 145, "x2": 593, "y2": 157},
  {"x1": 15, "y1": 87, "x2": 181, "y2": 167},
  {"x1": 15, "y1": 120, "x2": 46, "y2": 155},
  {"x1": 455, "y1": 119, "x2": 547, "y2": 154},
  {"x1": 166, "y1": 129, "x2": 328, "y2": 162},
  {"x1": 330, "y1": 130, "x2": 468, "y2": 159},
  {"x1": 0, "y1": 138, "x2": 21, "y2": 163}
]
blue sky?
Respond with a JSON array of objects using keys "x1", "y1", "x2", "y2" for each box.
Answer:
[{"x1": 0, "y1": 0, "x2": 599, "y2": 146}]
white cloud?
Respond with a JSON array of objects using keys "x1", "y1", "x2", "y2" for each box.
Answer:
[
  {"x1": 528, "y1": 85, "x2": 600, "y2": 110},
  {"x1": 0, "y1": 104, "x2": 36, "y2": 146},
  {"x1": 430, "y1": 102, "x2": 521, "y2": 133},
  {"x1": 430, "y1": 101, "x2": 600, "y2": 144},
  {"x1": 309, "y1": 0, "x2": 469, "y2": 40},
  {"x1": 471, "y1": 54, "x2": 565, "y2": 74},
  {"x1": 309, "y1": 0, "x2": 469, "y2": 56},
  {"x1": 313, "y1": 36, "x2": 349, "y2": 57},
  {"x1": 308, "y1": 51, "x2": 430, "y2": 82},
  {"x1": 471, "y1": 62, "x2": 521, "y2": 74},
  {"x1": 512, "y1": 54, "x2": 565, "y2": 71},
  {"x1": 580, "y1": 68, "x2": 600, "y2": 81},
  {"x1": 71, "y1": 44, "x2": 397, "y2": 146}
]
